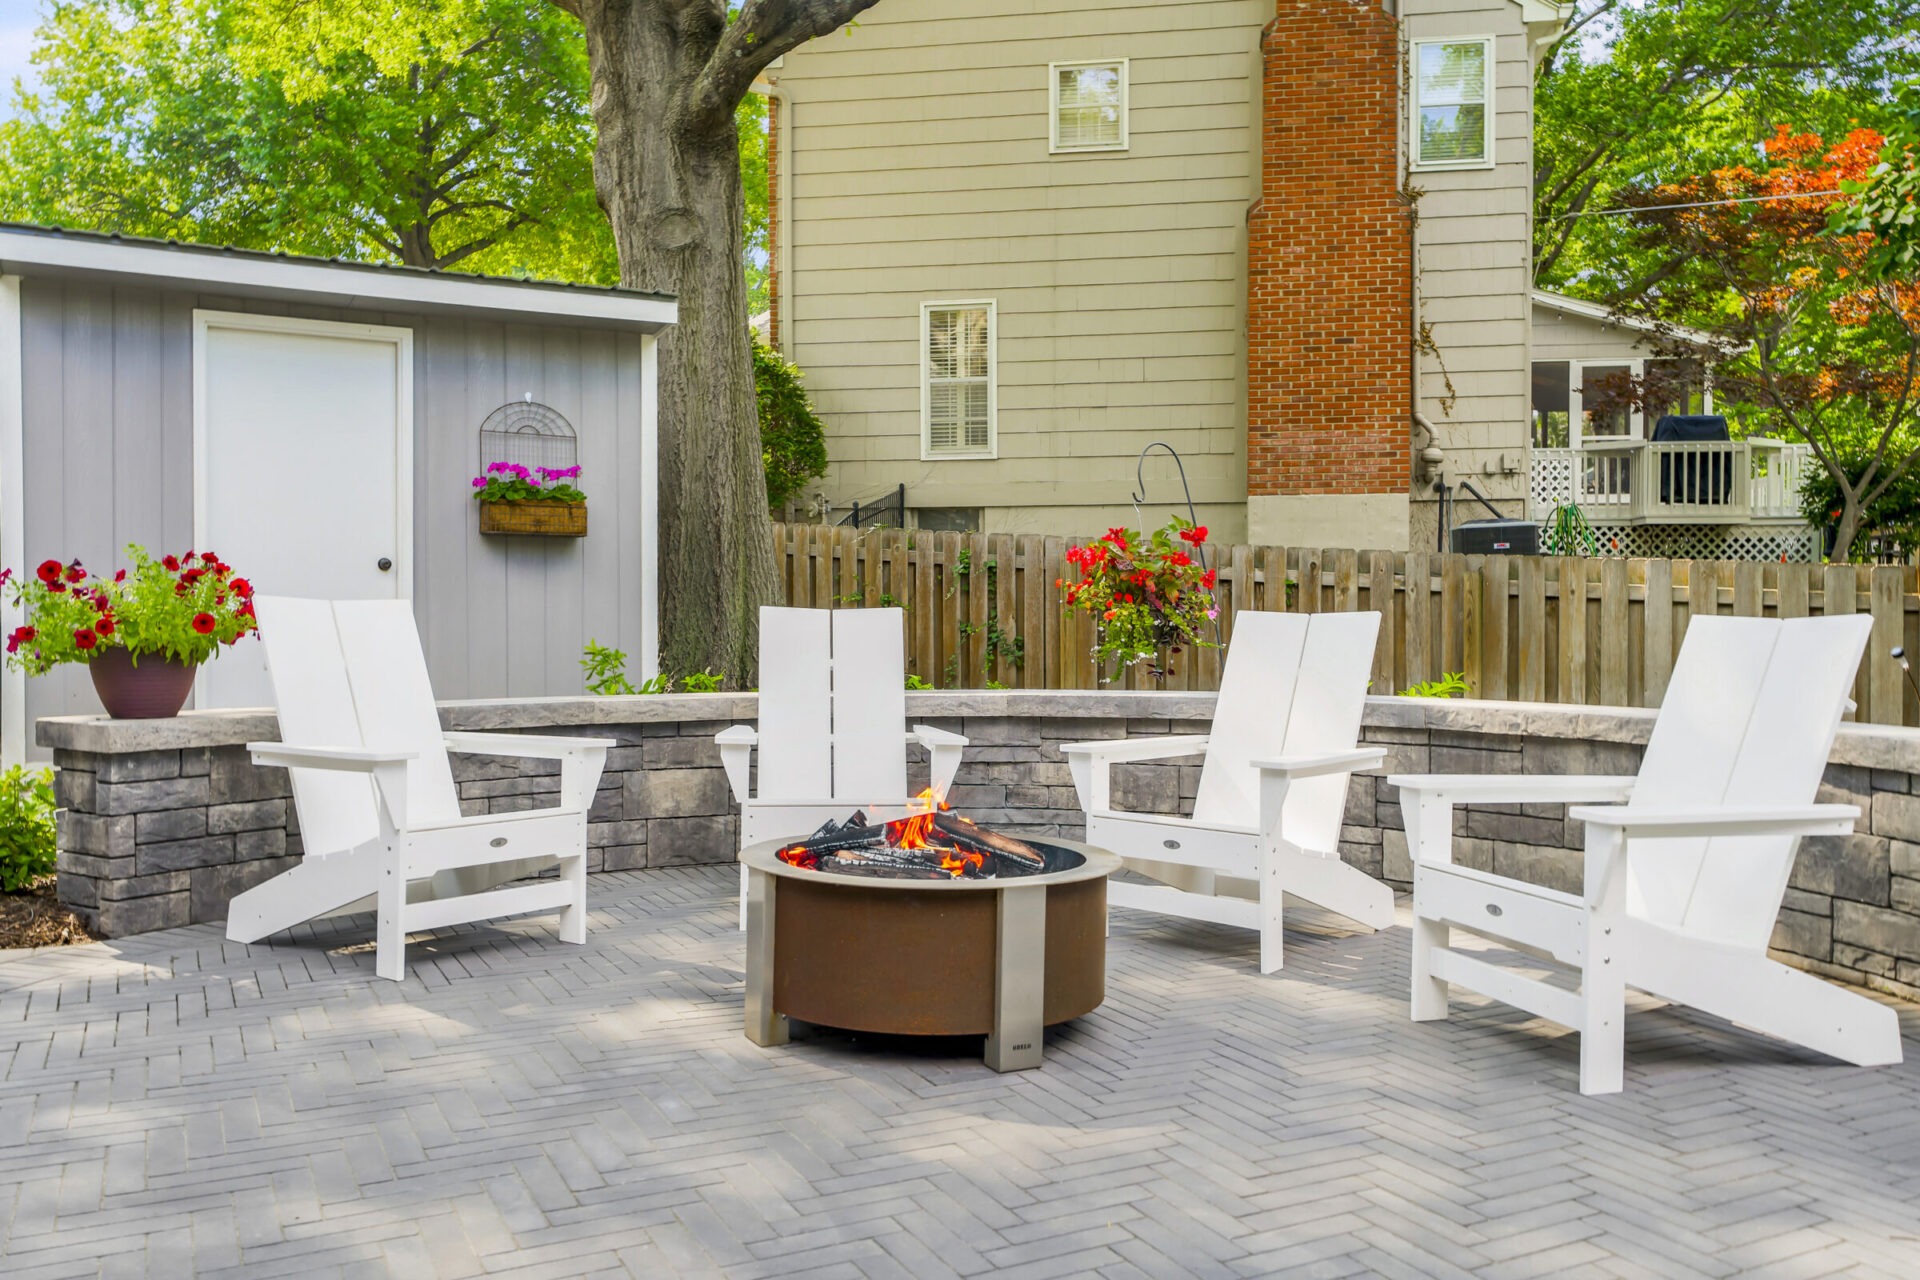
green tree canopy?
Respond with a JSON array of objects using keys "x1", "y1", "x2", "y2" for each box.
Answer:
[
  {"x1": 1534, "y1": 0, "x2": 1920, "y2": 298},
  {"x1": 0, "y1": 0, "x2": 768, "y2": 297}
]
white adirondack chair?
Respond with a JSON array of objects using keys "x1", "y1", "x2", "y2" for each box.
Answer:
[
  {"x1": 718, "y1": 606, "x2": 967, "y2": 928},
  {"x1": 1392, "y1": 614, "x2": 1904, "y2": 1095},
  {"x1": 226, "y1": 597, "x2": 613, "y2": 981},
  {"x1": 1062, "y1": 610, "x2": 1390, "y2": 973}
]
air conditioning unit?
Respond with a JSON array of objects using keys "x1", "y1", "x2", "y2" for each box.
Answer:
[{"x1": 1450, "y1": 519, "x2": 1539, "y2": 556}]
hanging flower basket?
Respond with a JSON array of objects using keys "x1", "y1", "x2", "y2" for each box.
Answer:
[
  {"x1": 473, "y1": 463, "x2": 588, "y2": 538},
  {"x1": 478, "y1": 500, "x2": 588, "y2": 538}
]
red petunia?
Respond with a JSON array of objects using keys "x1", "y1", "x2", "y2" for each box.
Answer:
[
  {"x1": 47, "y1": 582, "x2": 64, "y2": 594},
  {"x1": 1201, "y1": 568, "x2": 1218, "y2": 589},
  {"x1": 35, "y1": 559, "x2": 62, "y2": 585},
  {"x1": 1179, "y1": 525, "x2": 1209, "y2": 546},
  {"x1": 64, "y1": 562, "x2": 85, "y2": 584},
  {"x1": 6, "y1": 625, "x2": 33, "y2": 654},
  {"x1": 73, "y1": 628, "x2": 97, "y2": 650},
  {"x1": 113, "y1": 569, "x2": 126, "y2": 583},
  {"x1": 95, "y1": 615, "x2": 114, "y2": 637},
  {"x1": 162, "y1": 555, "x2": 180, "y2": 572},
  {"x1": 1104, "y1": 527, "x2": 1131, "y2": 547},
  {"x1": 191, "y1": 613, "x2": 217, "y2": 635}
]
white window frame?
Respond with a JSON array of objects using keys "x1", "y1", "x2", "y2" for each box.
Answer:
[
  {"x1": 919, "y1": 300, "x2": 997, "y2": 461},
  {"x1": 1409, "y1": 36, "x2": 1495, "y2": 172},
  {"x1": 1049, "y1": 59, "x2": 1129, "y2": 154}
]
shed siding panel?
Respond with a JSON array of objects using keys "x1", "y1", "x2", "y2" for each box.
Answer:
[{"x1": 16, "y1": 278, "x2": 644, "y2": 738}]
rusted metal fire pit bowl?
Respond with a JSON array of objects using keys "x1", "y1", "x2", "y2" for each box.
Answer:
[{"x1": 742, "y1": 834, "x2": 1120, "y2": 1072}]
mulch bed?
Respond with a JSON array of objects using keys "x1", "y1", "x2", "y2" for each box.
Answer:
[{"x1": 0, "y1": 877, "x2": 99, "y2": 950}]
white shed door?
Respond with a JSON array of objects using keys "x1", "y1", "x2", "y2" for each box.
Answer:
[{"x1": 194, "y1": 312, "x2": 413, "y2": 710}]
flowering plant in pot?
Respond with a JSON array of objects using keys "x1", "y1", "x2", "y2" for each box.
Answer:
[
  {"x1": 1059, "y1": 519, "x2": 1219, "y2": 683},
  {"x1": 2, "y1": 546, "x2": 257, "y2": 718},
  {"x1": 472, "y1": 462, "x2": 588, "y2": 537}
]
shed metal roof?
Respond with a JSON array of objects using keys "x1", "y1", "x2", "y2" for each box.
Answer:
[{"x1": 0, "y1": 222, "x2": 678, "y2": 333}]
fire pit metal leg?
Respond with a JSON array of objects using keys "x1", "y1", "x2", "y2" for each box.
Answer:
[
  {"x1": 985, "y1": 884, "x2": 1047, "y2": 1073},
  {"x1": 744, "y1": 866, "x2": 787, "y2": 1047}
]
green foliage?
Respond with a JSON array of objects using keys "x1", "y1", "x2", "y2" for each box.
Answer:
[
  {"x1": 0, "y1": 0, "x2": 770, "y2": 288},
  {"x1": 1799, "y1": 458, "x2": 1920, "y2": 559},
  {"x1": 754, "y1": 339, "x2": 829, "y2": 510},
  {"x1": 679, "y1": 669, "x2": 725, "y2": 693},
  {"x1": 581, "y1": 640, "x2": 638, "y2": 696},
  {"x1": 1541, "y1": 503, "x2": 1598, "y2": 557},
  {"x1": 904, "y1": 674, "x2": 934, "y2": 691},
  {"x1": 5, "y1": 547, "x2": 257, "y2": 674},
  {"x1": 1400, "y1": 673, "x2": 1470, "y2": 699},
  {"x1": 1831, "y1": 85, "x2": 1920, "y2": 280},
  {"x1": 1533, "y1": 0, "x2": 1920, "y2": 291},
  {"x1": 0, "y1": 766, "x2": 57, "y2": 893}
]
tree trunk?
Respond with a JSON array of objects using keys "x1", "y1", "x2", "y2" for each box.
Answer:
[
  {"x1": 573, "y1": 4, "x2": 779, "y2": 685},
  {"x1": 1831, "y1": 500, "x2": 1864, "y2": 564}
]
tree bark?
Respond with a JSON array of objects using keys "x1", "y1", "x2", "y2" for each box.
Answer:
[{"x1": 570, "y1": 0, "x2": 780, "y2": 684}]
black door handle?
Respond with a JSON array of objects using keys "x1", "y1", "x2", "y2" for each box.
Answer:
[{"x1": 377, "y1": 557, "x2": 393, "y2": 572}]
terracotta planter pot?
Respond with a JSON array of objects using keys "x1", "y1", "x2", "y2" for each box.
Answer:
[{"x1": 88, "y1": 649, "x2": 198, "y2": 719}]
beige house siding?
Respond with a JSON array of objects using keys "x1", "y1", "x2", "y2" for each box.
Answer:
[
  {"x1": 770, "y1": 0, "x2": 1267, "y2": 540},
  {"x1": 1404, "y1": 0, "x2": 1539, "y2": 549},
  {"x1": 1531, "y1": 301, "x2": 1666, "y2": 364}
]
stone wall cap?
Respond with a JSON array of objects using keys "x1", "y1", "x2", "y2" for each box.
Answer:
[{"x1": 35, "y1": 687, "x2": 1920, "y2": 770}]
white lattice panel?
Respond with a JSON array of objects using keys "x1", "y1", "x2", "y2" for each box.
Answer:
[{"x1": 1569, "y1": 522, "x2": 1820, "y2": 562}]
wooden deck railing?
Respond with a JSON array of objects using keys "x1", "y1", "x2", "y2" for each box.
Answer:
[{"x1": 774, "y1": 523, "x2": 1920, "y2": 726}]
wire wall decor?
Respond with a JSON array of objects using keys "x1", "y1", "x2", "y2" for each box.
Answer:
[{"x1": 479, "y1": 394, "x2": 578, "y2": 475}]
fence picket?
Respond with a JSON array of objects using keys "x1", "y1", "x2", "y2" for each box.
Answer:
[{"x1": 763, "y1": 524, "x2": 1915, "y2": 724}]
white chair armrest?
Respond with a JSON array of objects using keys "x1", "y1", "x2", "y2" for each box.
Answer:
[
  {"x1": 247, "y1": 743, "x2": 416, "y2": 772},
  {"x1": 1252, "y1": 748, "x2": 1386, "y2": 780},
  {"x1": 247, "y1": 742, "x2": 417, "y2": 831},
  {"x1": 1389, "y1": 775, "x2": 1640, "y2": 805},
  {"x1": 715, "y1": 725, "x2": 758, "y2": 802},
  {"x1": 1060, "y1": 735, "x2": 1211, "y2": 764},
  {"x1": 1062, "y1": 736, "x2": 1210, "y2": 813},
  {"x1": 911, "y1": 724, "x2": 968, "y2": 801},
  {"x1": 1567, "y1": 803, "x2": 1859, "y2": 840},
  {"x1": 442, "y1": 732, "x2": 615, "y2": 758}
]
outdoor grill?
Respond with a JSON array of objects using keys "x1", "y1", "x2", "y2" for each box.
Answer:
[{"x1": 741, "y1": 808, "x2": 1119, "y2": 1072}]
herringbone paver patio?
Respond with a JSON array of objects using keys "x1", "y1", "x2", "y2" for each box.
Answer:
[{"x1": 1, "y1": 866, "x2": 1917, "y2": 1278}]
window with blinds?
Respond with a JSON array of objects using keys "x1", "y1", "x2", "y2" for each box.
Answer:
[
  {"x1": 922, "y1": 303, "x2": 994, "y2": 457},
  {"x1": 1412, "y1": 38, "x2": 1492, "y2": 168},
  {"x1": 1050, "y1": 60, "x2": 1127, "y2": 153}
]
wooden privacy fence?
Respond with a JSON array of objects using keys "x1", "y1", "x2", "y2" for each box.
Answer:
[{"x1": 773, "y1": 523, "x2": 1920, "y2": 727}]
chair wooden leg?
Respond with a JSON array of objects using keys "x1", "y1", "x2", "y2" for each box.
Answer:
[
  {"x1": 376, "y1": 864, "x2": 406, "y2": 982},
  {"x1": 1258, "y1": 865, "x2": 1286, "y2": 974},
  {"x1": 738, "y1": 861, "x2": 750, "y2": 932},
  {"x1": 1410, "y1": 915, "x2": 1450, "y2": 1021},
  {"x1": 559, "y1": 853, "x2": 587, "y2": 945}
]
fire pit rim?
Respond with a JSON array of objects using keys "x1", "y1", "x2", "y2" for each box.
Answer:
[{"x1": 741, "y1": 836, "x2": 1122, "y2": 891}]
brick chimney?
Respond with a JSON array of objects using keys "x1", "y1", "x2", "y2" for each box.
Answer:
[{"x1": 1246, "y1": 0, "x2": 1413, "y2": 548}]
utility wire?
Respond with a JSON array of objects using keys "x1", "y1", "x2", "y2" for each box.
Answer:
[{"x1": 1556, "y1": 189, "x2": 1846, "y2": 219}]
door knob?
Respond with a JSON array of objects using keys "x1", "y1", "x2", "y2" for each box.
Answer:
[{"x1": 377, "y1": 557, "x2": 393, "y2": 572}]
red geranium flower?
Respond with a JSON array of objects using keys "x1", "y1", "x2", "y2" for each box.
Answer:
[
  {"x1": 35, "y1": 559, "x2": 62, "y2": 585},
  {"x1": 191, "y1": 613, "x2": 217, "y2": 635},
  {"x1": 73, "y1": 628, "x2": 97, "y2": 650},
  {"x1": 162, "y1": 555, "x2": 180, "y2": 572}
]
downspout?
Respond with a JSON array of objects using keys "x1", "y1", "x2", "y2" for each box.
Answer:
[{"x1": 1398, "y1": 5, "x2": 1449, "y2": 548}]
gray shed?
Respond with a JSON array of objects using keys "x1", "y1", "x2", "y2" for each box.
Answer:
[{"x1": 0, "y1": 223, "x2": 677, "y2": 761}]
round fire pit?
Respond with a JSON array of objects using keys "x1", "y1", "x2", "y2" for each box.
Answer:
[{"x1": 741, "y1": 835, "x2": 1120, "y2": 1072}]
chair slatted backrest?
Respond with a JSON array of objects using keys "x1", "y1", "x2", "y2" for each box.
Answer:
[
  {"x1": 754, "y1": 606, "x2": 910, "y2": 803},
  {"x1": 256, "y1": 596, "x2": 461, "y2": 855},
  {"x1": 1626, "y1": 614, "x2": 1869, "y2": 947},
  {"x1": 1193, "y1": 611, "x2": 1381, "y2": 844},
  {"x1": 830, "y1": 608, "x2": 910, "y2": 801}
]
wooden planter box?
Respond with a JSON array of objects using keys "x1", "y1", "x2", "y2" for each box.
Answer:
[{"x1": 478, "y1": 499, "x2": 588, "y2": 538}]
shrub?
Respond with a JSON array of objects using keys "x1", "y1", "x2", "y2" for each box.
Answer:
[
  {"x1": 0, "y1": 766, "x2": 57, "y2": 892},
  {"x1": 755, "y1": 339, "x2": 829, "y2": 510},
  {"x1": 1400, "y1": 672, "x2": 1469, "y2": 698}
]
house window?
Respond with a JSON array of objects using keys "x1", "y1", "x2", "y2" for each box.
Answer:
[
  {"x1": 922, "y1": 302, "x2": 995, "y2": 458},
  {"x1": 1050, "y1": 60, "x2": 1128, "y2": 153},
  {"x1": 1411, "y1": 38, "x2": 1492, "y2": 169}
]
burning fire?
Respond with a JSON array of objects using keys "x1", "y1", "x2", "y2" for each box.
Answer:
[{"x1": 774, "y1": 788, "x2": 1045, "y2": 881}]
